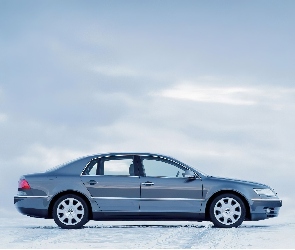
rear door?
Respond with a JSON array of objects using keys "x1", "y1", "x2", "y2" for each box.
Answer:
[
  {"x1": 81, "y1": 155, "x2": 140, "y2": 212},
  {"x1": 139, "y1": 156, "x2": 203, "y2": 214}
]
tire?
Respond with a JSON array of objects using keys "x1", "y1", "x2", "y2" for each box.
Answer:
[
  {"x1": 209, "y1": 193, "x2": 246, "y2": 228},
  {"x1": 53, "y1": 194, "x2": 89, "y2": 229}
]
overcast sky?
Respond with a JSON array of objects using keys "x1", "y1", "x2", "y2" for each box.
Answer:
[{"x1": 1, "y1": 1, "x2": 295, "y2": 218}]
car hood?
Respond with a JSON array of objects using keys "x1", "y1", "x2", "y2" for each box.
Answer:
[{"x1": 207, "y1": 176, "x2": 269, "y2": 188}]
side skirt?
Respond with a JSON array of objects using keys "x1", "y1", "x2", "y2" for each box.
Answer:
[{"x1": 92, "y1": 212, "x2": 206, "y2": 221}]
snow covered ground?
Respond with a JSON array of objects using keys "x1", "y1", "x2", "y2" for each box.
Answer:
[{"x1": 0, "y1": 212, "x2": 294, "y2": 249}]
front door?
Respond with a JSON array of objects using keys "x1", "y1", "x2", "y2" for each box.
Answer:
[
  {"x1": 81, "y1": 155, "x2": 140, "y2": 212},
  {"x1": 139, "y1": 156, "x2": 203, "y2": 215}
]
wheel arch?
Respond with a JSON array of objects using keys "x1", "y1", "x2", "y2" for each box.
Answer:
[
  {"x1": 205, "y1": 190, "x2": 251, "y2": 221},
  {"x1": 48, "y1": 190, "x2": 93, "y2": 220}
]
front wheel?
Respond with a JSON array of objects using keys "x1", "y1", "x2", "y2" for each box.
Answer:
[
  {"x1": 53, "y1": 194, "x2": 89, "y2": 229},
  {"x1": 209, "y1": 193, "x2": 246, "y2": 228}
]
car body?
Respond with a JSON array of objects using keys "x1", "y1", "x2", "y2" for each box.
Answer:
[{"x1": 14, "y1": 152, "x2": 282, "y2": 229}]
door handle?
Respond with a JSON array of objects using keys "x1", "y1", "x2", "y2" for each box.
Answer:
[
  {"x1": 142, "y1": 181, "x2": 154, "y2": 186},
  {"x1": 88, "y1": 180, "x2": 97, "y2": 185}
]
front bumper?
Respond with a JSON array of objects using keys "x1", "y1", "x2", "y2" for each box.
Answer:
[
  {"x1": 14, "y1": 196, "x2": 50, "y2": 218},
  {"x1": 250, "y1": 198, "x2": 282, "y2": 221}
]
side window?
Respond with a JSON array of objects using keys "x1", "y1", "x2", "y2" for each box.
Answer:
[
  {"x1": 88, "y1": 162, "x2": 98, "y2": 175},
  {"x1": 83, "y1": 160, "x2": 98, "y2": 175},
  {"x1": 104, "y1": 158, "x2": 133, "y2": 176},
  {"x1": 142, "y1": 158, "x2": 184, "y2": 177},
  {"x1": 82, "y1": 157, "x2": 135, "y2": 176}
]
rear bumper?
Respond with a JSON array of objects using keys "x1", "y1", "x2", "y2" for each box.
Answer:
[
  {"x1": 14, "y1": 196, "x2": 50, "y2": 218},
  {"x1": 250, "y1": 198, "x2": 282, "y2": 221}
]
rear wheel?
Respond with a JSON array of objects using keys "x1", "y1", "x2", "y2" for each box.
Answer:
[
  {"x1": 209, "y1": 193, "x2": 246, "y2": 228},
  {"x1": 53, "y1": 194, "x2": 89, "y2": 229}
]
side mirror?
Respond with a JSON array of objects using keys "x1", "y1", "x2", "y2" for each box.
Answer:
[{"x1": 183, "y1": 170, "x2": 195, "y2": 178}]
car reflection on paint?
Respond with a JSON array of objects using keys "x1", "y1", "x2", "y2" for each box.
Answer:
[{"x1": 14, "y1": 153, "x2": 282, "y2": 229}]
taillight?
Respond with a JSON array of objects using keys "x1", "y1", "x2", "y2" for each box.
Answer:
[{"x1": 18, "y1": 179, "x2": 31, "y2": 189}]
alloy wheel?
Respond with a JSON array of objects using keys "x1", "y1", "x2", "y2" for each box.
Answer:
[
  {"x1": 57, "y1": 197, "x2": 84, "y2": 226},
  {"x1": 213, "y1": 197, "x2": 242, "y2": 225},
  {"x1": 53, "y1": 194, "x2": 89, "y2": 228},
  {"x1": 209, "y1": 193, "x2": 246, "y2": 228}
]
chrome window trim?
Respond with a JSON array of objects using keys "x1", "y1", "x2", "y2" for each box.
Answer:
[
  {"x1": 79, "y1": 153, "x2": 203, "y2": 179},
  {"x1": 80, "y1": 174, "x2": 201, "y2": 179},
  {"x1": 80, "y1": 174, "x2": 139, "y2": 177}
]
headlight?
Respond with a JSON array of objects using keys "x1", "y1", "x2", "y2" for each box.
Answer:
[{"x1": 253, "y1": 188, "x2": 276, "y2": 197}]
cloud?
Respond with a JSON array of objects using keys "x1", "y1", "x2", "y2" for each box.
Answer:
[
  {"x1": 90, "y1": 65, "x2": 140, "y2": 78},
  {"x1": 0, "y1": 113, "x2": 8, "y2": 123},
  {"x1": 156, "y1": 82, "x2": 295, "y2": 109},
  {"x1": 19, "y1": 143, "x2": 89, "y2": 172}
]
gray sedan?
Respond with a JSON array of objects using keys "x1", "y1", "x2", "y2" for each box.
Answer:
[{"x1": 14, "y1": 153, "x2": 282, "y2": 229}]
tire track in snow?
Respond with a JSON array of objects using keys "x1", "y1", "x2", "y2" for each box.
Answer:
[
  {"x1": 190, "y1": 227, "x2": 243, "y2": 249},
  {"x1": 132, "y1": 223, "x2": 213, "y2": 248}
]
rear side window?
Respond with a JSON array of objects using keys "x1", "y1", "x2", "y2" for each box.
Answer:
[
  {"x1": 104, "y1": 158, "x2": 133, "y2": 175},
  {"x1": 83, "y1": 160, "x2": 99, "y2": 175},
  {"x1": 82, "y1": 156, "x2": 135, "y2": 176}
]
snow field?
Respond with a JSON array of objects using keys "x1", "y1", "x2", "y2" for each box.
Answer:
[{"x1": 0, "y1": 215, "x2": 294, "y2": 248}]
